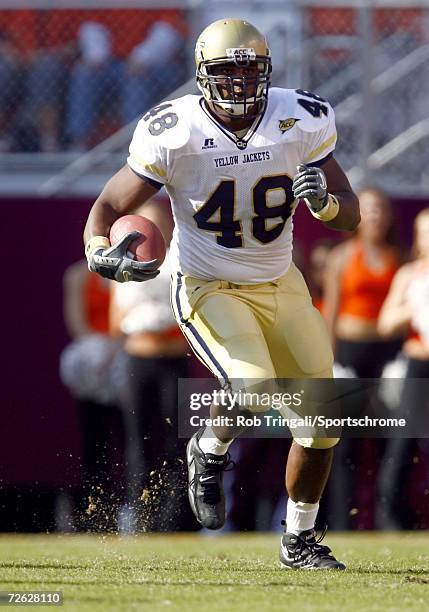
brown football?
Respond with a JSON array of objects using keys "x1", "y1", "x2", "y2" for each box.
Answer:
[{"x1": 109, "y1": 214, "x2": 166, "y2": 267}]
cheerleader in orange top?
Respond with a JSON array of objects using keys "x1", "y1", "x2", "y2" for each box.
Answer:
[
  {"x1": 63, "y1": 259, "x2": 110, "y2": 336},
  {"x1": 324, "y1": 187, "x2": 403, "y2": 377}
]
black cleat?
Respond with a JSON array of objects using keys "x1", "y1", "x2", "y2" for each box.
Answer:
[
  {"x1": 186, "y1": 427, "x2": 234, "y2": 530},
  {"x1": 279, "y1": 525, "x2": 346, "y2": 570}
]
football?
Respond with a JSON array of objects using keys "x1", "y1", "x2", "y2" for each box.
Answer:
[{"x1": 109, "y1": 214, "x2": 166, "y2": 267}]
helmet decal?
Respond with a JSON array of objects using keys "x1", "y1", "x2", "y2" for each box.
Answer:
[{"x1": 226, "y1": 48, "x2": 256, "y2": 65}]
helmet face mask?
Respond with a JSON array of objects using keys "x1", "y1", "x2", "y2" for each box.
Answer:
[{"x1": 195, "y1": 19, "x2": 272, "y2": 120}]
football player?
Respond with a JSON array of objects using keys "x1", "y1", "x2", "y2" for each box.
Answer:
[{"x1": 84, "y1": 18, "x2": 360, "y2": 569}]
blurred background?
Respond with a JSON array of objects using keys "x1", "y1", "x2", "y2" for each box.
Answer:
[{"x1": 1, "y1": 0, "x2": 429, "y2": 535}]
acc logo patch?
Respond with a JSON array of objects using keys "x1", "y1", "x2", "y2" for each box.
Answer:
[
  {"x1": 279, "y1": 118, "x2": 299, "y2": 133},
  {"x1": 226, "y1": 47, "x2": 256, "y2": 64}
]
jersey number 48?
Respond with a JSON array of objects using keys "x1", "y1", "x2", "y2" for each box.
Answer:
[{"x1": 194, "y1": 175, "x2": 294, "y2": 248}]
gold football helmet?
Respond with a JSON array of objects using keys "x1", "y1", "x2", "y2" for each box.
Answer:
[{"x1": 195, "y1": 18, "x2": 271, "y2": 119}]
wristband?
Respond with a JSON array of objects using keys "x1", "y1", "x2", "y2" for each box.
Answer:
[
  {"x1": 310, "y1": 193, "x2": 340, "y2": 222},
  {"x1": 85, "y1": 236, "x2": 110, "y2": 261}
]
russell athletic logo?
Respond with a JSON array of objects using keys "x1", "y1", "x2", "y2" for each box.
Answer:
[{"x1": 202, "y1": 138, "x2": 218, "y2": 150}]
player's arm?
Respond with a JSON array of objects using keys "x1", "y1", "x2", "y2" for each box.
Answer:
[
  {"x1": 320, "y1": 158, "x2": 360, "y2": 231},
  {"x1": 377, "y1": 265, "x2": 414, "y2": 337},
  {"x1": 293, "y1": 158, "x2": 360, "y2": 232},
  {"x1": 84, "y1": 165, "x2": 161, "y2": 283},
  {"x1": 84, "y1": 164, "x2": 159, "y2": 243}
]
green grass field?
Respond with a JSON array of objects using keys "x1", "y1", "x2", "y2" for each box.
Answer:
[{"x1": 1, "y1": 533, "x2": 428, "y2": 611}]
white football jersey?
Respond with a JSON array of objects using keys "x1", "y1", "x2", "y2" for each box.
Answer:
[{"x1": 127, "y1": 87, "x2": 337, "y2": 283}]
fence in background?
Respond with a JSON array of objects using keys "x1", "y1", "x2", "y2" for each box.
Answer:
[{"x1": 0, "y1": 1, "x2": 428, "y2": 196}]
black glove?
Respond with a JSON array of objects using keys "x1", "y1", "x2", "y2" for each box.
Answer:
[
  {"x1": 292, "y1": 164, "x2": 328, "y2": 213},
  {"x1": 88, "y1": 231, "x2": 160, "y2": 283}
]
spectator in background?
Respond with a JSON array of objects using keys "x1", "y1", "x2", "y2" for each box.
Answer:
[
  {"x1": 121, "y1": 20, "x2": 186, "y2": 124},
  {"x1": 322, "y1": 187, "x2": 403, "y2": 529},
  {"x1": 66, "y1": 22, "x2": 122, "y2": 150},
  {"x1": 0, "y1": 30, "x2": 23, "y2": 151},
  {"x1": 377, "y1": 208, "x2": 429, "y2": 528},
  {"x1": 110, "y1": 199, "x2": 198, "y2": 532},
  {"x1": 60, "y1": 260, "x2": 125, "y2": 531},
  {"x1": 19, "y1": 44, "x2": 74, "y2": 152}
]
